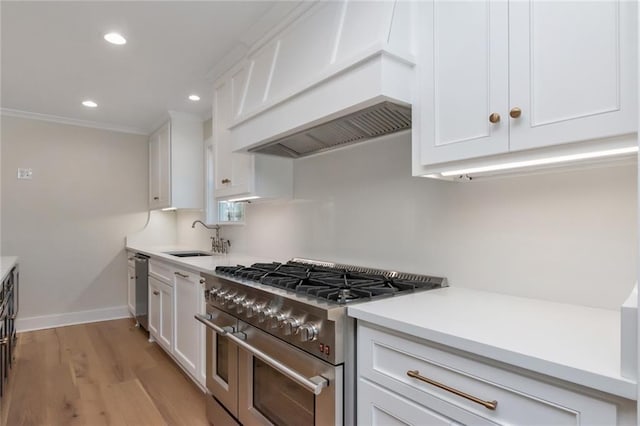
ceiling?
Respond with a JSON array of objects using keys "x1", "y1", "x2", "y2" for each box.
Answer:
[{"x1": 1, "y1": 1, "x2": 300, "y2": 134}]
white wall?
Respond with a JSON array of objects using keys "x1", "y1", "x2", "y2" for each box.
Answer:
[
  {"x1": 1, "y1": 116, "x2": 149, "y2": 327},
  {"x1": 222, "y1": 133, "x2": 637, "y2": 310}
]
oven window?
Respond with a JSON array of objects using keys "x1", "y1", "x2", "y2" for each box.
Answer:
[
  {"x1": 253, "y1": 358, "x2": 314, "y2": 426},
  {"x1": 216, "y1": 334, "x2": 229, "y2": 383}
]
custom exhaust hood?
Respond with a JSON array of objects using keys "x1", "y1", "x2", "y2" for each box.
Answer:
[
  {"x1": 248, "y1": 101, "x2": 412, "y2": 158},
  {"x1": 224, "y1": 2, "x2": 416, "y2": 159}
]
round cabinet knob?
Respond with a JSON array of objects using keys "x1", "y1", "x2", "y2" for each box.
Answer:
[
  {"x1": 282, "y1": 318, "x2": 302, "y2": 336},
  {"x1": 297, "y1": 323, "x2": 319, "y2": 342},
  {"x1": 509, "y1": 107, "x2": 522, "y2": 119},
  {"x1": 488, "y1": 113, "x2": 500, "y2": 124}
]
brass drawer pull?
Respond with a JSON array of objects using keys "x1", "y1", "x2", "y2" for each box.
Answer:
[
  {"x1": 174, "y1": 272, "x2": 189, "y2": 278},
  {"x1": 221, "y1": 178, "x2": 231, "y2": 184},
  {"x1": 488, "y1": 113, "x2": 500, "y2": 123},
  {"x1": 153, "y1": 290, "x2": 160, "y2": 296},
  {"x1": 406, "y1": 370, "x2": 498, "y2": 411},
  {"x1": 153, "y1": 196, "x2": 159, "y2": 200}
]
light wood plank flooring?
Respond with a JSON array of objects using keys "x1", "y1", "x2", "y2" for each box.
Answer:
[{"x1": 1, "y1": 318, "x2": 209, "y2": 426}]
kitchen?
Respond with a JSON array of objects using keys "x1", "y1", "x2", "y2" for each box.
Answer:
[{"x1": 0, "y1": 1, "x2": 637, "y2": 425}]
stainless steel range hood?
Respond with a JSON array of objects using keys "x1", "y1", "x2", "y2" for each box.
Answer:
[{"x1": 248, "y1": 101, "x2": 411, "y2": 158}]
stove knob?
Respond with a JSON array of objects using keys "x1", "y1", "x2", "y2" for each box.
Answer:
[
  {"x1": 222, "y1": 292, "x2": 237, "y2": 304},
  {"x1": 233, "y1": 296, "x2": 248, "y2": 312},
  {"x1": 257, "y1": 307, "x2": 273, "y2": 323},
  {"x1": 282, "y1": 318, "x2": 302, "y2": 336},
  {"x1": 247, "y1": 303, "x2": 263, "y2": 318},
  {"x1": 297, "y1": 323, "x2": 319, "y2": 342},
  {"x1": 214, "y1": 289, "x2": 228, "y2": 303},
  {"x1": 268, "y1": 312, "x2": 287, "y2": 329}
]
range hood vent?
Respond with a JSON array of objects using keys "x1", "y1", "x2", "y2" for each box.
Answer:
[{"x1": 248, "y1": 101, "x2": 411, "y2": 158}]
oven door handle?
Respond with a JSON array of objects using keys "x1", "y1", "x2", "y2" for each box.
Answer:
[
  {"x1": 195, "y1": 314, "x2": 330, "y2": 396},
  {"x1": 195, "y1": 313, "x2": 233, "y2": 335}
]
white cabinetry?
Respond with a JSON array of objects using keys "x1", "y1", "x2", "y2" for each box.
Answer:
[
  {"x1": 212, "y1": 72, "x2": 292, "y2": 202},
  {"x1": 414, "y1": 0, "x2": 637, "y2": 175},
  {"x1": 149, "y1": 112, "x2": 204, "y2": 209},
  {"x1": 173, "y1": 266, "x2": 203, "y2": 380},
  {"x1": 357, "y1": 322, "x2": 634, "y2": 425},
  {"x1": 148, "y1": 275, "x2": 173, "y2": 352},
  {"x1": 148, "y1": 257, "x2": 206, "y2": 387},
  {"x1": 127, "y1": 253, "x2": 135, "y2": 316}
]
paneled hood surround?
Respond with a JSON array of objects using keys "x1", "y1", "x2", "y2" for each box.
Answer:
[{"x1": 222, "y1": 2, "x2": 416, "y2": 158}]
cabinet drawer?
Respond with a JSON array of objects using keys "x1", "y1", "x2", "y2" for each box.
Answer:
[
  {"x1": 359, "y1": 377, "x2": 489, "y2": 426},
  {"x1": 358, "y1": 323, "x2": 623, "y2": 425},
  {"x1": 149, "y1": 259, "x2": 173, "y2": 284}
]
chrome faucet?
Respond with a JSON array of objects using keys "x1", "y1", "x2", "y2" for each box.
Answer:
[{"x1": 191, "y1": 220, "x2": 230, "y2": 254}]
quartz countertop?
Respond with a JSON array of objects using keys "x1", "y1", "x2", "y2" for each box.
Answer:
[
  {"x1": 126, "y1": 244, "x2": 274, "y2": 275},
  {"x1": 0, "y1": 257, "x2": 19, "y2": 281},
  {"x1": 348, "y1": 286, "x2": 636, "y2": 400}
]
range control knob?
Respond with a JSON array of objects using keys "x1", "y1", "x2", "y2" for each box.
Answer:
[
  {"x1": 297, "y1": 323, "x2": 319, "y2": 342},
  {"x1": 282, "y1": 318, "x2": 302, "y2": 336},
  {"x1": 245, "y1": 302, "x2": 264, "y2": 318},
  {"x1": 257, "y1": 307, "x2": 274, "y2": 323},
  {"x1": 214, "y1": 289, "x2": 228, "y2": 303},
  {"x1": 230, "y1": 294, "x2": 245, "y2": 308},
  {"x1": 235, "y1": 297, "x2": 251, "y2": 313},
  {"x1": 268, "y1": 312, "x2": 287, "y2": 329}
]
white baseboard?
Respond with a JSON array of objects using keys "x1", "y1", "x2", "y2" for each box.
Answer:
[{"x1": 16, "y1": 305, "x2": 131, "y2": 333}]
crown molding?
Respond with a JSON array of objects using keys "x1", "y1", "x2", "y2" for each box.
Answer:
[{"x1": 0, "y1": 108, "x2": 149, "y2": 135}]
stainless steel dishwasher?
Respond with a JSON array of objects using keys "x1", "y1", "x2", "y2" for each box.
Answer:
[{"x1": 133, "y1": 253, "x2": 149, "y2": 330}]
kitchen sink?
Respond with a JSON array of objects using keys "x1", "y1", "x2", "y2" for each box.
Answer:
[{"x1": 164, "y1": 251, "x2": 213, "y2": 258}]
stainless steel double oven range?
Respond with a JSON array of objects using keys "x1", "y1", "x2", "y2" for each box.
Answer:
[{"x1": 195, "y1": 258, "x2": 446, "y2": 426}]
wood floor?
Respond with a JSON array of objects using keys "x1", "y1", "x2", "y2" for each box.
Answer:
[{"x1": 1, "y1": 318, "x2": 210, "y2": 426}]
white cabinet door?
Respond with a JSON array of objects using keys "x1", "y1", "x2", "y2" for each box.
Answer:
[
  {"x1": 127, "y1": 265, "x2": 135, "y2": 316},
  {"x1": 149, "y1": 122, "x2": 171, "y2": 209},
  {"x1": 149, "y1": 275, "x2": 172, "y2": 352},
  {"x1": 213, "y1": 78, "x2": 253, "y2": 199},
  {"x1": 509, "y1": 0, "x2": 637, "y2": 152},
  {"x1": 418, "y1": 0, "x2": 509, "y2": 165},
  {"x1": 148, "y1": 276, "x2": 162, "y2": 339},
  {"x1": 159, "y1": 281, "x2": 173, "y2": 351},
  {"x1": 174, "y1": 269, "x2": 200, "y2": 378}
]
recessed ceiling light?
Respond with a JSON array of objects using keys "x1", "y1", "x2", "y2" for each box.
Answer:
[
  {"x1": 104, "y1": 32, "x2": 127, "y2": 45},
  {"x1": 82, "y1": 100, "x2": 98, "y2": 108},
  {"x1": 188, "y1": 94, "x2": 201, "y2": 101}
]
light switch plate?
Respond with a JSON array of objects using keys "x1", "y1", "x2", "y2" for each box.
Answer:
[{"x1": 17, "y1": 168, "x2": 33, "y2": 179}]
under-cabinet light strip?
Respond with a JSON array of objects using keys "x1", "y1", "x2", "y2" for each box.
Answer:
[
  {"x1": 439, "y1": 146, "x2": 639, "y2": 177},
  {"x1": 226, "y1": 196, "x2": 261, "y2": 203}
]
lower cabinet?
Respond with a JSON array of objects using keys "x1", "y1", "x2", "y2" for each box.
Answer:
[
  {"x1": 149, "y1": 275, "x2": 173, "y2": 352},
  {"x1": 357, "y1": 322, "x2": 635, "y2": 426},
  {"x1": 174, "y1": 267, "x2": 202, "y2": 380},
  {"x1": 147, "y1": 257, "x2": 206, "y2": 388}
]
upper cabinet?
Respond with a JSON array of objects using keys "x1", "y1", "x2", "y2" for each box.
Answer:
[
  {"x1": 414, "y1": 0, "x2": 637, "y2": 177},
  {"x1": 149, "y1": 112, "x2": 204, "y2": 210},
  {"x1": 211, "y1": 67, "x2": 293, "y2": 202}
]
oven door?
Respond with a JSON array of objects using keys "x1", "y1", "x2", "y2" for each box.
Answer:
[
  {"x1": 236, "y1": 320, "x2": 342, "y2": 426},
  {"x1": 202, "y1": 306, "x2": 239, "y2": 417}
]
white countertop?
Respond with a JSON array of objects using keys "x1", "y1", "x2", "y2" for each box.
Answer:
[
  {"x1": 126, "y1": 244, "x2": 274, "y2": 275},
  {"x1": 0, "y1": 257, "x2": 19, "y2": 281},
  {"x1": 348, "y1": 286, "x2": 636, "y2": 400}
]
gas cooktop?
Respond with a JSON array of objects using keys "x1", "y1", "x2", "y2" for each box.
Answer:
[{"x1": 215, "y1": 258, "x2": 447, "y2": 304}]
